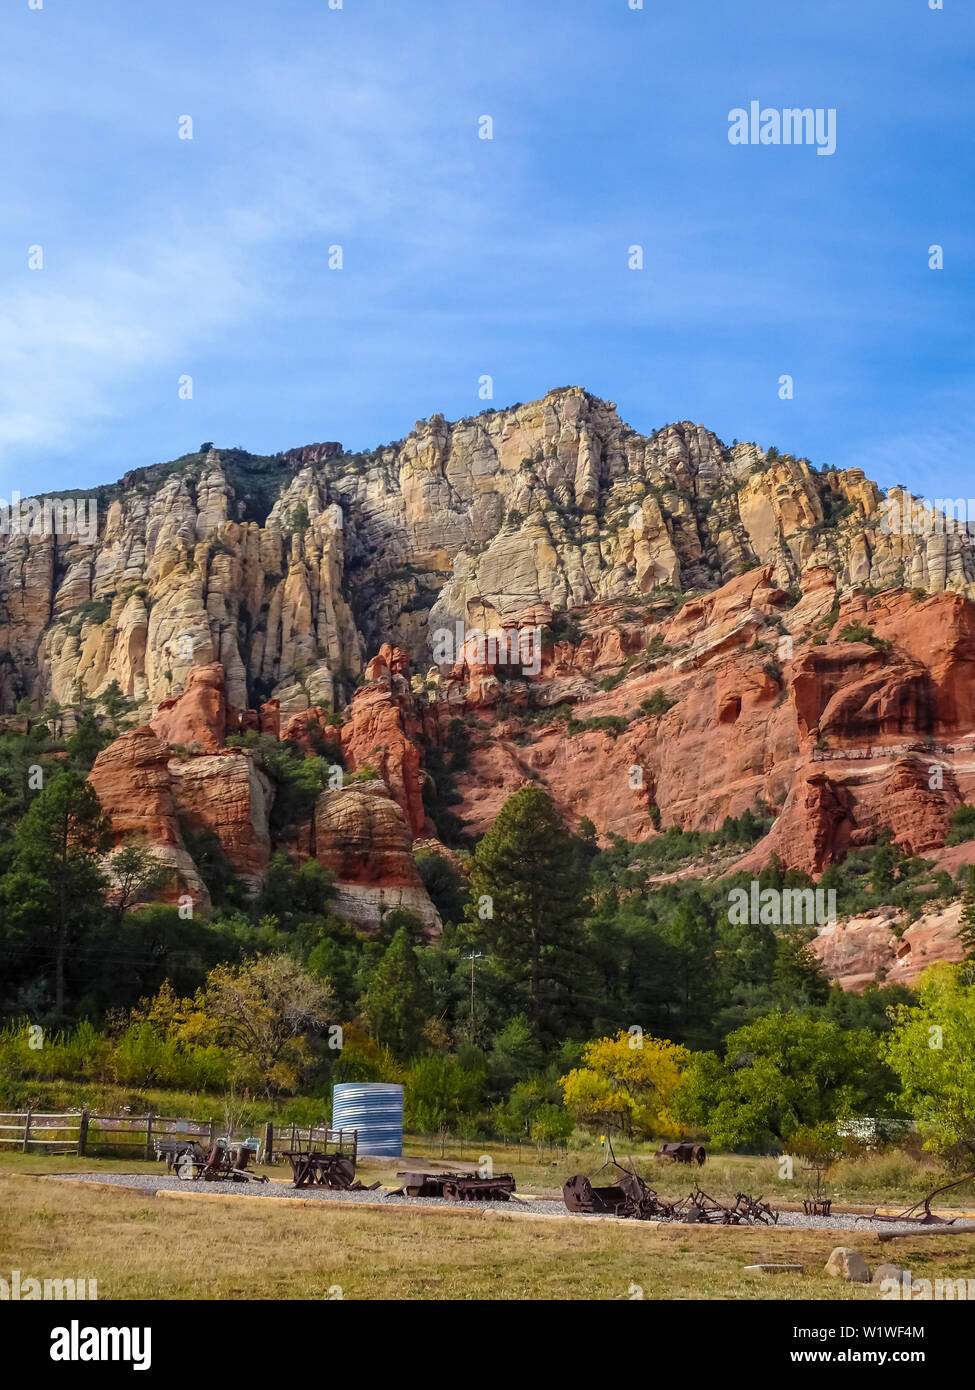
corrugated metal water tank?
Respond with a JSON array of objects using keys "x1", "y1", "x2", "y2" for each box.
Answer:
[{"x1": 332, "y1": 1082, "x2": 403, "y2": 1156}]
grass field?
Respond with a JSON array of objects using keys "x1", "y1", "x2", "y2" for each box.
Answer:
[
  {"x1": 6, "y1": 1169, "x2": 975, "y2": 1301},
  {"x1": 3, "y1": 1146, "x2": 975, "y2": 1300}
]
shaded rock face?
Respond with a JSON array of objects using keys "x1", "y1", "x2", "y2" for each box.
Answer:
[
  {"x1": 310, "y1": 782, "x2": 441, "y2": 934},
  {"x1": 169, "y1": 753, "x2": 274, "y2": 894},
  {"x1": 339, "y1": 655, "x2": 426, "y2": 839},
  {"x1": 150, "y1": 662, "x2": 228, "y2": 753}
]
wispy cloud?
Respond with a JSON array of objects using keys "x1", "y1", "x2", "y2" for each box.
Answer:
[{"x1": 0, "y1": 0, "x2": 972, "y2": 497}]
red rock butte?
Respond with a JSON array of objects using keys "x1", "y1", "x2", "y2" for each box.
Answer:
[{"x1": 3, "y1": 388, "x2": 974, "y2": 975}]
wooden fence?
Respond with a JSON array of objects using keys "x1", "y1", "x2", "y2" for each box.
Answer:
[
  {"x1": 0, "y1": 1110, "x2": 562, "y2": 1164},
  {"x1": 84, "y1": 1114, "x2": 215, "y2": 1159},
  {"x1": 0, "y1": 1110, "x2": 86, "y2": 1155},
  {"x1": 0, "y1": 1110, "x2": 356, "y2": 1163},
  {"x1": 0, "y1": 1109, "x2": 215, "y2": 1159}
]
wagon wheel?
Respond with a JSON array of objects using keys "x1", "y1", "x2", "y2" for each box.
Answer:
[{"x1": 326, "y1": 1158, "x2": 356, "y2": 1190}]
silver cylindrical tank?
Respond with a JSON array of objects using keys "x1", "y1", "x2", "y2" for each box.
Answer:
[{"x1": 331, "y1": 1082, "x2": 403, "y2": 1157}]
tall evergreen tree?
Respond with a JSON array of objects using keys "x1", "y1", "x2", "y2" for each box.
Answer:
[
  {"x1": 870, "y1": 833, "x2": 898, "y2": 895},
  {"x1": 1, "y1": 770, "x2": 110, "y2": 1017},
  {"x1": 362, "y1": 926, "x2": 431, "y2": 1056},
  {"x1": 463, "y1": 788, "x2": 591, "y2": 1038}
]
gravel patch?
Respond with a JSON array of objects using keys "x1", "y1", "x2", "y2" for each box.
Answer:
[
  {"x1": 53, "y1": 1174, "x2": 975, "y2": 1232},
  {"x1": 774, "y1": 1209, "x2": 975, "y2": 1235},
  {"x1": 55, "y1": 1172, "x2": 564, "y2": 1217}
]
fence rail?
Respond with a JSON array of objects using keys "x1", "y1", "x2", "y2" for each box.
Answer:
[
  {"x1": 0, "y1": 1109, "x2": 217, "y2": 1158},
  {"x1": 0, "y1": 1109, "x2": 85, "y2": 1154},
  {"x1": 0, "y1": 1110, "x2": 565, "y2": 1163},
  {"x1": 0, "y1": 1110, "x2": 355, "y2": 1162}
]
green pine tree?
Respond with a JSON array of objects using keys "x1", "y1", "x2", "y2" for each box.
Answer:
[
  {"x1": 870, "y1": 834, "x2": 899, "y2": 895},
  {"x1": 362, "y1": 926, "x2": 431, "y2": 1056},
  {"x1": 463, "y1": 787, "x2": 590, "y2": 1038},
  {"x1": 1, "y1": 770, "x2": 110, "y2": 1017}
]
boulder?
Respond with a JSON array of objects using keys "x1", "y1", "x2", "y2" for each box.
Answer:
[{"x1": 824, "y1": 1248, "x2": 871, "y2": 1283}]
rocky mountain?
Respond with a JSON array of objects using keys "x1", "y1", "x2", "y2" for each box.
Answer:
[{"x1": 4, "y1": 386, "x2": 975, "y2": 971}]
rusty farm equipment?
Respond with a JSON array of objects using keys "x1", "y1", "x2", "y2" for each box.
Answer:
[
  {"x1": 283, "y1": 1128, "x2": 378, "y2": 1191},
  {"x1": 562, "y1": 1171, "x2": 673, "y2": 1220},
  {"x1": 155, "y1": 1138, "x2": 207, "y2": 1173},
  {"x1": 671, "y1": 1188, "x2": 778, "y2": 1225},
  {"x1": 176, "y1": 1142, "x2": 270, "y2": 1184},
  {"x1": 866, "y1": 1172, "x2": 975, "y2": 1227},
  {"x1": 655, "y1": 1142, "x2": 706, "y2": 1166},
  {"x1": 563, "y1": 1139, "x2": 777, "y2": 1225},
  {"x1": 563, "y1": 1172, "x2": 777, "y2": 1224},
  {"x1": 286, "y1": 1152, "x2": 379, "y2": 1192},
  {"x1": 562, "y1": 1173, "x2": 632, "y2": 1216},
  {"x1": 393, "y1": 1171, "x2": 517, "y2": 1201}
]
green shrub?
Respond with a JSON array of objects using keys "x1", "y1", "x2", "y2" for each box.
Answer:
[
  {"x1": 640, "y1": 689, "x2": 677, "y2": 717},
  {"x1": 566, "y1": 715, "x2": 629, "y2": 738},
  {"x1": 838, "y1": 623, "x2": 891, "y2": 652},
  {"x1": 947, "y1": 804, "x2": 975, "y2": 846}
]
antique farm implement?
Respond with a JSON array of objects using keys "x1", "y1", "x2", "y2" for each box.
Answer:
[
  {"x1": 392, "y1": 1171, "x2": 517, "y2": 1201},
  {"x1": 868, "y1": 1172, "x2": 975, "y2": 1227},
  {"x1": 563, "y1": 1140, "x2": 776, "y2": 1225},
  {"x1": 655, "y1": 1142, "x2": 707, "y2": 1166},
  {"x1": 286, "y1": 1151, "x2": 379, "y2": 1191},
  {"x1": 283, "y1": 1126, "x2": 377, "y2": 1190},
  {"x1": 671, "y1": 1188, "x2": 778, "y2": 1226},
  {"x1": 154, "y1": 1138, "x2": 207, "y2": 1173},
  {"x1": 175, "y1": 1142, "x2": 270, "y2": 1183}
]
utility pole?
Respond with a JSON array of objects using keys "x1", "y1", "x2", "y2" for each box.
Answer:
[{"x1": 465, "y1": 951, "x2": 483, "y2": 1030}]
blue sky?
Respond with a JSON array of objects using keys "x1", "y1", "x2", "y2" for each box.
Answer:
[{"x1": 0, "y1": 0, "x2": 972, "y2": 501}]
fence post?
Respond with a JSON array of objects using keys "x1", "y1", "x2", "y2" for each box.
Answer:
[
  {"x1": 207, "y1": 1119, "x2": 215, "y2": 1148},
  {"x1": 145, "y1": 1113, "x2": 154, "y2": 1161},
  {"x1": 263, "y1": 1121, "x2": 273, "y2": 1164},
  {"x1": 22, "y1": 1106, "x2": 33, "y2": 1154},
  {"x1": 78, "y1": 1110, "x2": 89, "y2": 1158}
]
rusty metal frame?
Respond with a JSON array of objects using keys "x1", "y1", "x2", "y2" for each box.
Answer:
[{"x1": 868, "y1": 1172, "x2": 975, "y2": 1226}]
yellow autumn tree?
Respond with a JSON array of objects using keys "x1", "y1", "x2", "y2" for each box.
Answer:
[{"x1": 559, "y1": 1029, "x2": 690, "y2": 1139}]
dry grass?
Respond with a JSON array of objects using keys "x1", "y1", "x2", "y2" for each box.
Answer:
[{"x1": 3, "y1": 1170, "x2": 975, "y2": 1301}]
